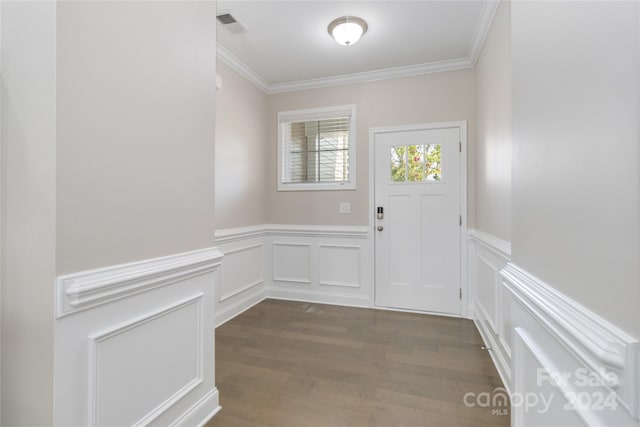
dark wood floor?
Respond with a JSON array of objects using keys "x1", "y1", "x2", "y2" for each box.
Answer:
[{"x1": 207, "y1": 299, "x2": 509, "y2": 426}]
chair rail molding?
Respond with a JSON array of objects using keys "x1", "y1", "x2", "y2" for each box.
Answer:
[
  {"x1": 467, "y1": 228, "x2": 511, "y2": 260},
  {"x1": 54, "y1": 247, "x2": 223, "y2": 426},
  {"x1": 56, "y1": 247, "x2": 224, "y2": 318},
  {"x1": 503, "y1": 262, "x2": 640, "y2": 423}
]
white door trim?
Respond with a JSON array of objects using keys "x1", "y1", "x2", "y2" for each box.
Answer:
[{"x1": 368, "y1": 120, "x2": 468, "y2": 318}]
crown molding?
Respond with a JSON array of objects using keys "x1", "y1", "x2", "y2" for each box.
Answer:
[
  {"x1": 215, "y1": 0, "x2": 500, "y2": 94},
  {"x1": 216, "y1": 44, "x2": 270, "y2": 93},
  {"x1": 467, "y1": 0, "x2": 501, "y2": 65},
  {"x1": 266, "y1": 58, "x2": 473, "y2": 94}
]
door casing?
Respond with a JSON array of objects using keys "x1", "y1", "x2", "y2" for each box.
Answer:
[{"x1": 368, "y1": 121, "x2": 469, "y2": 318}]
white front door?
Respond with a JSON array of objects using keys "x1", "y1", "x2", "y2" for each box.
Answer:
[{"x1": 374, "y1": 124, "x2": 462, "y2": 315}]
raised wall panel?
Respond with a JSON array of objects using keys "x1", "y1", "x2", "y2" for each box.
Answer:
[
  {"x1": 272, "y1": 242, "x2": 311, "y2": 284},
  {"x1": 470, "y1": 230, "x2": 640, "y2": 425},
  {"x1": 89, "y1": 296, "x2": 202, "y2": 426},
  {"x1": 54, "y1": 248, "x2": 222, "y2": 427},
  {"x1": 476, "y1": 254, "x2": 498, "y2": 333},
  {"x1": 499, "y1": 280, "x2": 512, "y2": 358},
  {"x1": 214, "y1": 228, "x2": 268, "y2": 327},
  {"x1": 219, "y1": 243, "x2": 264, "y2": 302},
  {"x1": 468, "y1": 230, "x2": 512, "y2": 391},
  {"x1": 512, "y1": 328, "x2": 585, "y2": 426},
  {"x1": 213, "y1": 225, "x2": 371, "y2": 325},
  {"x1": 505, "y1": 264, "x2": 640, "y2": 426},
  {"x1": 266, "y1": 225, "x2": 371, "y2": 307},
  {"x1": 318, "y1": 245, "x2": 361, "y2": 288}
]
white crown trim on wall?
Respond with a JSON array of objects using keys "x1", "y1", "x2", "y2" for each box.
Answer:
[
  {"x1": 216, "y1": 0, "x2": 501, "y2": 95},
  {"x1": 216, "y1": 44, "x2": 270, "y2": 93},
  {"x1": 265, "y1": 58, "x2": 473, "y2": 94},
  {"x1": 466, "y1": 0, "x2": 500, "y2": 65}
]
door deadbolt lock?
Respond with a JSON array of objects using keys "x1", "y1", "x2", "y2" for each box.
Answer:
[{"x1": 377, "y1": 206, "x2": 384, "y2": 220}]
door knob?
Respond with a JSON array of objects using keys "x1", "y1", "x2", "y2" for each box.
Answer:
[{"x1": 377, "y1": 226, "x2": 384, "y2": 231}]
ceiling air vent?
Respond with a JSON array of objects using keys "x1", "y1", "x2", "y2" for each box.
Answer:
[
  {"x1": 216, "y1": 13, "x2": 236, "y2": 25},
  {"x1": 217, "y1": 12, "x2": 246, "y2": 33}
]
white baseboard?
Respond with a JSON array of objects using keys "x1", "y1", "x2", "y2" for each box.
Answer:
[
  {"x1": 215, "y1": 288, "x2": 266, "y2": 327},
  {"x1": 169, "y1": 388, "x2": 221, "y2": 427},
  {"x1": 473, "y1": 315, "x2": 512, "y2": 395},
  {"x1": 267, "y1": 287, "x2": 371, "y2": 308}
]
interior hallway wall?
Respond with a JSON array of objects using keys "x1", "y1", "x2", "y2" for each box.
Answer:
[
  {"x1": 0, "y1": 2, "x2": 56, "y2": 424},
  {"x1": 266, "y1": 70, "x2": 476, "y2": 226},
  {"x1": 56, "y1": 1, "x2": 217, "y2": 275},
  {"x1": 511, "y1": 0, "x2": 640, "y2": 338},
  {"x1": 474, "y1": 0, "x2": 511, "y2": 242},
  {"x1": 215, "y1": 61, "x2": 269, "y2": 229},
  {"x1": 2, "y1": 1, "x2": 218, "y2": 424}
]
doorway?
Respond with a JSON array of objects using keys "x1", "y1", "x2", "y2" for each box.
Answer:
[{"x1": 372, "y1": 122, "x2": 466, "y2": 315}]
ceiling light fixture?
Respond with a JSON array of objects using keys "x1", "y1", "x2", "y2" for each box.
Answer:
[{"x1": 328, "y1": 16, "x2": 368, "y2": 46}]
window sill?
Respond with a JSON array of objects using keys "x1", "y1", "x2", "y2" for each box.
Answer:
[{"x1": 277, "y1": 182, "x2": 356, "y2": 192}]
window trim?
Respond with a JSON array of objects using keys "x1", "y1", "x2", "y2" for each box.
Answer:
[{"x1": 277, "y1": 104, "x2": 356, "y2": 192}]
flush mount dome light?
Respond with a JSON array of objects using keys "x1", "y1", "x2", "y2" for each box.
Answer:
[{"x1": 328, "y1": 16, "x2": 368, "y2": 46}]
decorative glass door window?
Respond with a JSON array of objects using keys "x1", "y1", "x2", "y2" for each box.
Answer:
[{"x1": 390, "y1": 144, "x2": 442, "y2": 182}]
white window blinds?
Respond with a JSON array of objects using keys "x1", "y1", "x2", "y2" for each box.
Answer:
[
  {"x1": 278, "y1": 105, "x2": 356, "y2": 191},
  {"x1": 281, "y1": 116, "x2": 350, "y2": 184}
]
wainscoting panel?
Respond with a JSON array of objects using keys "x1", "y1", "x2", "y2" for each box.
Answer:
[
  {"x1": 512, "y1": 327, "x2": 585, "y2": 426},
  {"x1": 467, "y1": 229, "x2": 512, "y2": 391},
  {"x1": 504, "y1": 263, "x2": 640, "y2": 426},
  {"x1": 89, "y1": 296, "x2": 203, "y2": 426},
  {"x1": 54, "y1": 248, "x2": 223, "y2": 427},
  {"x1": 213, "y1": 224, "x2": 372, "y2": 321},
  {"x1": 219, "y1": 244, "x2": 263, "y2": 302},
  {"x1": 272, "y1": 242, "x2": 312, "y2": 285},
  {"x1": 469, "y1": 230, "x2": 639, "y2": 425},
  {"x1": 215, "y1": 226, "x2": 268, "y2": 326},
  {"x1": 317, "y1": 244, "x2": 361, "y2": 288},
  {"x1": 267, "y1": 225, "x2": 371, "y2": 307}
]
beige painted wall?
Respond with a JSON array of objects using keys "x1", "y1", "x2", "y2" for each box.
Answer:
[
  {"x1": 1, "y1": 2, "x2": 56, "y2": 424},
  {"x1": 215, "y1": 61, "x2": 268, "y2": 229},
  {"x1": 266, "y1": 70, "x2": 476, "y2": 226},
  {"x1": 56, "y1": 1, "x2": 217, "y2": 275},
  {"x1": 511, "y1": 1, "x2": 640, "y2": 338},
  {"x1": 475, "y1": 1, "x2": 511, "y2": 242},
  {"x1": 2, "y1": 1, "x2": 217, "y2": 424}
]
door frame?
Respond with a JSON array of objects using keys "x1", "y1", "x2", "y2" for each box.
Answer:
[{"x1": 368, "y1": 120, "x2": 469, "y2": 318}]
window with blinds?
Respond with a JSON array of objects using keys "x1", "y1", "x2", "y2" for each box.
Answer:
[{"x1": 278, "y1": 105, "x2": 356, "y2": 191}]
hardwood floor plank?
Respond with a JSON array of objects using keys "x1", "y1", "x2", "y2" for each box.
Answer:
[{"x1": 207, "y1": 300, "x2": 510, "y2": 426}]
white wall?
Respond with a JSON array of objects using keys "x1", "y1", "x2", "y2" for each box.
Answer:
[
  {"x1": 266, "y1": 70, "x2": 476, "y2": 227},
  {"x1": 511, "y1": 0, "x2": 640, "y2": 339},
  {"x1": 215, "y1": 61, "x2": 269, "y2": 229},
  {"x1": 474, "y1": 0, "x2": 511, "y2": 242},
  {"x1": 0, "y1": 2, "x2": 56, "y2": 424}
]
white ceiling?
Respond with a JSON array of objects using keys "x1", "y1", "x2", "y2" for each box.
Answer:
[{"x1": 217, "y1": 1, "x2": 498, "y2": 94}]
